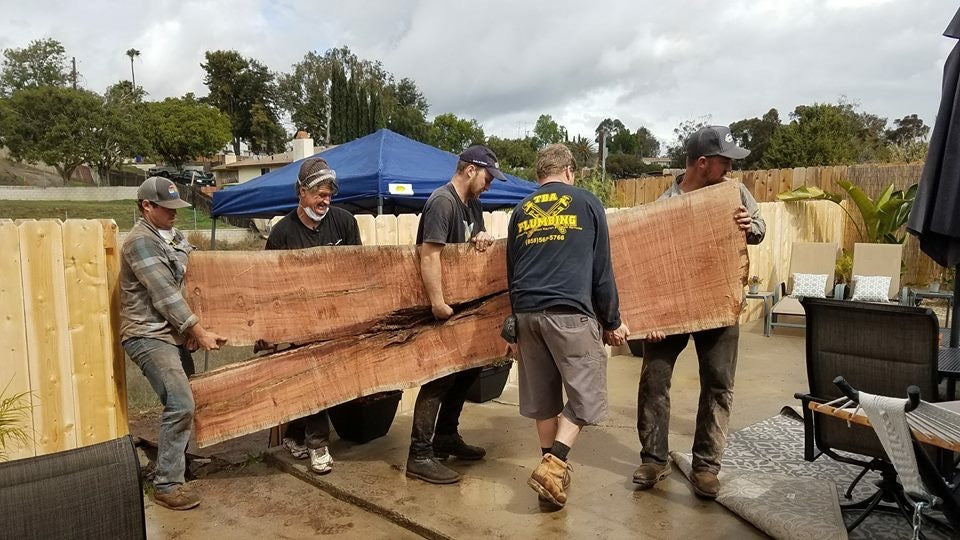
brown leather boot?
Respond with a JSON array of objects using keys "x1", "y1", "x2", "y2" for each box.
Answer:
[
  {"x1": 691, "y1": 470, "x2": 720, "y2": 499},
  {"x1": 528, "y1": 453, "x2": 570, "y2": 507},
  {"x1": 632, "y1": 461, "x2": 671, "y2": 489},
  {"x1": 152, "y1": 484, "x2": 200, "y2": 510}
]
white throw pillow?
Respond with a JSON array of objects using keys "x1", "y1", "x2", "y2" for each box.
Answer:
[
  {"x1": 791, "y1": 273, "x2": 828, "y2": 298},
  {"x1": 851, "y1": 275, "x2": 892, "y2": 303}
]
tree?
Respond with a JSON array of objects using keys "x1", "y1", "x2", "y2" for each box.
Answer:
[
  {"x1": 125, "y1": 48, "x2": 140, "y2": 89},
  {"x1": 0, "y1": 86, "x2": 99, "y2": 183},
  {"x1": 427, "y1": 113, "x2": 484, "y2": 153},
  {"x1": 566, "y1": 135, "x2": 597, "y2": 168},
  {"x1": 0, "y1": 38, "x2": 71, "y2": 96},
  {"x1": 729, "y1": 108, "x2": 780, "y2": 170},
  {"x1": 666, "y1": 116, "x2": 711, "y2": 168},
  {"x1": 386, "y1": 77, "x2": 430, "y2": 141},
  {"x1": 594, "y1": 118, "x2": 627, "y2": 143},
  {"x1": 277, "y1": 51, "x2": 331, "y2": 143},
  {"x1": 886, "y1": 114, "x2": 929, "y2": 146},
  {"x1": 88, "y1": 81, "x2": 150, "y2": 185},
  {"x1": 532, "y1": 114, "x2": 567, "y2": 149},
  {"x1": 485, "y1": 136, "x2": 537, "y2": 176},
  {"x1": 142, "y1": 95, "x2": 232, "y2": 170},
  {"x1": 247, "y1": 102, "x2": 287, "y2": 154},
  {"x1": 763, "y1": 101, "x2": 889, "y2": 168},
  {"x1": 633, "y1": 126, "x2": 661, "y2": 158},
  {"x1": 201, "y1": 50, "x2": 278, "y2": 154}
]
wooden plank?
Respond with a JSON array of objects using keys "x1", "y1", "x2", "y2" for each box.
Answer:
[
  {"x1": 99, "y1": 219, "x2": 127, "y2": 434},
  {"x1": 778, "y1": 168, "x2": 793, "y2": 196},
  {"x1": 0, "y1": 222, "x2": 34, "y2": 459},
  {"x1": 396, "y1": 214, "x2": 419, "y2": 245},
  {"x1": 62, "y1": 220, "x2": 115, "y2": 446},
  {"x1": 355, "y1": 214, "x2": 376, "y2": 246},
  {"x1": 188, "y1": 182, "x2": 748, "y2": 446},
  {"x1": 19, "y1": 220, "x2": 76, "y2": 455},
  {"x1": 375, "y1": 214, "x2": 398, "y2": 246}
]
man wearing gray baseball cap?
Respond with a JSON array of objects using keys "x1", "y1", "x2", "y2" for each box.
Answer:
[
  {"x1": 633, "y1": 125, "x2": 765, "y2": 499},
  {"x1": 119, "y1": 176, "x2": 226, "y2": 510}
]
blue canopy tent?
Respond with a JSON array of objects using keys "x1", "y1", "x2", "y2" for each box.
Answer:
[{"x1": 211, "y1": 128, "x2": 536, "y2": 219}]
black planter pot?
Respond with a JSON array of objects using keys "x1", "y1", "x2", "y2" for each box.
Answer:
[
  {"x1": 329, "y1": 390, "x2": 402, "y2": 444},
  {"x1": 466, "y1": 362, "x2": 512, "y2": 403}
]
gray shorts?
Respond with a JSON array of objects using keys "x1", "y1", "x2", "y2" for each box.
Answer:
[{"x1": 516, "y1": 310, "x2": 608, "y2": 426}]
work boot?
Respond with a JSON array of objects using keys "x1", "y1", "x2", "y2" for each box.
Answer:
[
  {"x1": 152, "y1": 484, "x2": 200, "y2": 511},
  {"x1": 405, "y1": 456, "x2": 461, "y2": 484},
  {"x1": 433, "y1": 433, "x2": 486, "y2": 460},
  {"x1": 691, "y1": 470, "x2": 720, "y2": 498},
  {"x1": 308, "y1": 446, "x2": 333, "y2": 475},
  {"x1": 283, "y1": 437, "x2": 308, "y2": 460},
  {"x1": 537, "y1": 464, "x2": 571, "y2": 504},
  {"x1": 632, "y1": 461, "x2": 671, "y2": 489},
  {"x1": 528, "y1": 453, "x2": 570, "y2": 507}
]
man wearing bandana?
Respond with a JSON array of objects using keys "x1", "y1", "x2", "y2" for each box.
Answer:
[{"x1": 265, "y1": 157, "x2": 361, "y2": 474}]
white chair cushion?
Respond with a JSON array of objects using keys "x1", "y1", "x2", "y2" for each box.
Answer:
[
  {"x1": 791, "y1": 273, "x2": 828, "y2": 298},
  {"x1": 851, "y1": 275, "x2": 892, "y2": 303}
]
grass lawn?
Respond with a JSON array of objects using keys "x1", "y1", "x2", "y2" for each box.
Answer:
[{"x1": 0, "y1": 200, "x2": 232, "y2": 231}]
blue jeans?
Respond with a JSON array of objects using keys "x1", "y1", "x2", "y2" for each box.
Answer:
[{"x1": 123, "y1": 337, "x2": 195, "y2": 493}]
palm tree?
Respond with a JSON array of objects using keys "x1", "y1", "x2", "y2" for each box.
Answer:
[{"x1": 125, "y1": 48, "x2": 140, "y2": 89}]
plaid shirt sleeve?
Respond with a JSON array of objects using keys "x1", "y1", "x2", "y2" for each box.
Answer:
[{"x1": 123, "y1": 235, "x2": 199, "y2": 333}]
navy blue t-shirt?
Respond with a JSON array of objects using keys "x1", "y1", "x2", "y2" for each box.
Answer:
[{"x1": 506, "y1": 181, "x2": 621, "y2": 330}]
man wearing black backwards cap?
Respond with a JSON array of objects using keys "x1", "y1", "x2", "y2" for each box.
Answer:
[
  {"x1": 633, "y1": 125, "x2": 765, "y2": 499},
  {"x1": 264, "y1": 156, "x2": 361, "y2": 475},
  {"x1": 405, "y1": 144, "x2": 505, "y2": 484},
  {"x1": 120, "y1": 176, "x2": 227, "y2": 510}
]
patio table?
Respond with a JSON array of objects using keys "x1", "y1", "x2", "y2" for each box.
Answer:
[
  {"x1": 745, "y1": 291, "x2": 774, "y2": 337},
  {"x1": 940, "y1": 347, "x2": 960, "y2": 400}
]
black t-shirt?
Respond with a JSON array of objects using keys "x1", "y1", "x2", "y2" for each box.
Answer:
[
  {"x1": 506, "y1": 182, "x2": 622, "y2": 330},
  {"x1": 415, "y1": 183, "x2": 484, "y2": 245},
  {"x1": 265, "y1": 206, "x2": 362, "y2": 250}
]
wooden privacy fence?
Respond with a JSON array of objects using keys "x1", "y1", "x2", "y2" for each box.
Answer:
[
  {"x1": 615, "y1": 163, "x2": 940, "y2": 286},
  {"x1": 0, "y1": 219, "x2": 127, "y2": 462}
]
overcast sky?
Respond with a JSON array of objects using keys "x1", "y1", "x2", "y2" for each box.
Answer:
[{"x1": 1, "y1": 0, "x2": 956, "y2": 149}]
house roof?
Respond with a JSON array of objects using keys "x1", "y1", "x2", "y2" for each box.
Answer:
[{"x1": 211, "y1": 146, "x2": 328, "y2": 171}]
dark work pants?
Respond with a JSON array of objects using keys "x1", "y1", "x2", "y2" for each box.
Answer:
[
  {"x1": 637, "y1": 325, "x2": 739, "y2": 474},
  {"x1": 409, "y1": 367, "x2": 482, "y2": 459},
  {"x1": 284, "y1": 411, "x2": 331, "y2": 450}
]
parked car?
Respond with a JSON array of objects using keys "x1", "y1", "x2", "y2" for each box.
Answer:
[
  {"x1": 147, "y1": 166, "x2": 178, "y2": 178},
  {"x1": 172, "y1": 170, "x2": 216, "y2": 187}
]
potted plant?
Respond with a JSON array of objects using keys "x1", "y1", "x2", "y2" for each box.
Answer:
[
  {"x1": 328, "y1": 390, "x2": 402, "y2": 444},
  {"x1": 467, "y1": 359, "x2": 513, "y2": 403},
  {"x1": 930, "y1": 267, "x2": 943, "y2": 293},
  {"x1": 748, "y1": 276, "x2": 763, "y2": 295},
  {"x1": 834, "y1": 250, "x2": 853, "y2": 299}
]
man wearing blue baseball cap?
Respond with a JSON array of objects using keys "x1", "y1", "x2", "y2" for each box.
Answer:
[{"x1": 405, "y1": 144, "x2": 506, "y2": 484}]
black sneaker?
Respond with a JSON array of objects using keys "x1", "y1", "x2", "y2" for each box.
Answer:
[
  {"x1": 405, "y1": 456, "x2": 461, "y2": 484},
  {"x1": 433, "y1": 434, "x2": 486, "y2": 461}
]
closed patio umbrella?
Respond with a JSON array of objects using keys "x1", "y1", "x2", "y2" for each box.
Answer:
[{"x1": 908, "y1": 7, "x2": 960, "y2": 347}]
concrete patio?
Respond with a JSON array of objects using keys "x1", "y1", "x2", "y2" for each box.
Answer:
[{"x1": 142, "y1": 318, "x2": 813, "y2": 539}]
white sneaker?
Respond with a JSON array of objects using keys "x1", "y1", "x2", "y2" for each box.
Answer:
[
  {"x1": 282, "y1": 437, "x2": 308, "y2": 460},
  {"x1": 308, "y1": 446, "x2": 334, "y2": 475}
]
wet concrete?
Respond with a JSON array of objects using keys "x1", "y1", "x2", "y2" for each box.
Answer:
[{"x1": 260, "y1": 319, "x2": 809, "y2": 539}]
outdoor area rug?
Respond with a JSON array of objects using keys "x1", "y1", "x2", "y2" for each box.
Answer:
[{"x1": 670, "y1": 410, "x2": 952, "y2": 540}]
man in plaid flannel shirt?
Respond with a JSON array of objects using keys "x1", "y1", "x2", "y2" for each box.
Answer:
[{"x1": 119, "y1": 176, "x2": 226, "y2": 511}]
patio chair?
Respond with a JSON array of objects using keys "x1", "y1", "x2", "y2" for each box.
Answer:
[
  {"x1": 0, "y1": 435, "x2": 146, "y2": 539},
  {"x1": 849, "y1": 242, "x2": 905, "y2": 304},
  {"x1": 770, "y1": 242, "x2": 838, "y2": 333},
  {"x1": 827, "y1": 378, "x2": 959, "y2": 535},
  {"x1": 794, "y1": 298, "x2": 943, "y2": 532}
]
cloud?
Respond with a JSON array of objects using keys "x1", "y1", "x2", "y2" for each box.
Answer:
[{"x1": 0, "y1": 0, "x2": 954, "y2": 146}]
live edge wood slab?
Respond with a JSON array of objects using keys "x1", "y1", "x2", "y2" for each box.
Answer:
[{"x1": 187, "y1": 181, "x2": 748, "y2": 447}]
